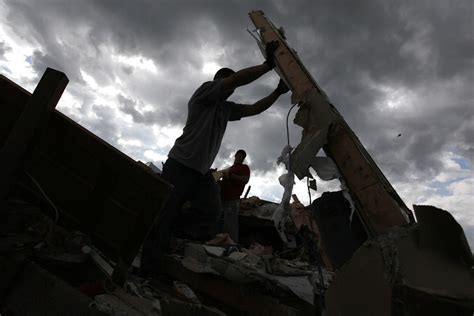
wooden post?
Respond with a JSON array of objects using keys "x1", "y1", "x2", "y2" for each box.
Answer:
[
  {"x1": 0, "y1": 68, "x2": 68, "y2": 202},
  {"x1": 249, "y1": 11, "x2": 413, "y2": 235}
]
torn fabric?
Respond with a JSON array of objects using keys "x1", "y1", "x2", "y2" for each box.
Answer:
[
  {"x1": 310, "y1": 156, "x2": 340, "y2": 181},
  {"x1": 272, "y1": 145, "x2": 295, "y2": 243},
  {"x1": 290, "y1": 87, "x2": 338, "y2": 179}
]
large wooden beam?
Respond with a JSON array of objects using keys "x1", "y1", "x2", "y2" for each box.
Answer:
[{"x1": 249, "y1": 11, "x2": 413, "y2": 236}]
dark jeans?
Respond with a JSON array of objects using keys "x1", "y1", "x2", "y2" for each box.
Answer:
[
  {"x1": 140, "y1": 158, "x2": 222, "y2": 275},
  {"x1": 221, "y1": 199, "x2": 240, "y2": 242}
]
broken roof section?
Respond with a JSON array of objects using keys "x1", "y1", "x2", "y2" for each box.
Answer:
[{"x1": 0, "y1": 72, "x2": 172, "y2": 284}]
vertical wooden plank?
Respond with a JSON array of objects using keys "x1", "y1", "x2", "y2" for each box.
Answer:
[
  {"x1": 248, "y1": 11, "x2": 315, "y2": 100},
  {"x1": 0, "y1": 68, "x2": 68, "y2": 201}
]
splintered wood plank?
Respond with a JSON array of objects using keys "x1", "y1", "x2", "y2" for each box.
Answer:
[
  {"x1": 248, "y1": 12, "x2": 315, "y2": 99},
  {"x1": 327, "y1": 123, "x2": 408, "y2": 231},
  {"x1": 249, "y1": 11, "x2": 410, "y2": 235}
]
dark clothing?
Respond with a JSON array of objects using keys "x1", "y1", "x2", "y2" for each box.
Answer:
[
  {"x1": 142, "y1": 79, "x2": 244, "y2": 276},
  {"x1": 140, "y1": 158, "x2": 222, "y2": 275},
  {"x1": 219, "y1": 163, "x2": 250, "y2": 242},
  {"x1": 222, "y1": 200, "x2": 240, "y2": 242},
  {"x1": 169, "y1": 80, "x2": 246, "y2": 174},
  {"x1": 220, "y1": 164, "x2": 250, "y2": 201}
]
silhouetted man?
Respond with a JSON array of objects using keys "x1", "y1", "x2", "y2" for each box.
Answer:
[{"x1": 141, "y1": 41, "x2": 289, "y2": 276}]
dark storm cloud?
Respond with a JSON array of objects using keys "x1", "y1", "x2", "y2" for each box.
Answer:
[
  {"x1": 275, "y1": 1, "x2": 474, "y2": 183},
  {"x1": 31, "y1": 49, "x2": 85, "y2": 84},
  {"x1": 278, "y1": 1, "x2": 473, "y2": 84},
  {"x1": 3, "y1": 0, "x2": 472, "y2": 181},
  {"x1": 4, "y1": 0, "x2": 264, "y2": 73},
  {"x1": 117, "y1": 92, "x2": 187, "y2": 126},
  {"x1": 358, "y1": 76, "x2": 473, "y2": 183},
  {"x1": 118, "y1": 93, "x2": 153, "y2": 125}
]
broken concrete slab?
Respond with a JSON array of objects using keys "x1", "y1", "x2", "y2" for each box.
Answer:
[
  {"x1": 92, "y1": 291, "x2": 159, "y2": 316},
  {"x1": 414, "y1": 204, "x2": 473, "y2": 265},
  {"x1": 161, "y1": 254, "x2": 313, "y2": 315},
  {"x1": 267, "y1": 275, "x2": 314, "y2": 305},
  {"x1": 202, "y1": 245, "x2": 225, "y2": 257},
  {"x1": 325, "y1": 205, "x2": 474, "y2": 315}
]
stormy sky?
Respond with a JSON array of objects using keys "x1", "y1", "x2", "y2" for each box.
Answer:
[{"x1": 1, "y1": 1, "x2": 472, "y2": 247}]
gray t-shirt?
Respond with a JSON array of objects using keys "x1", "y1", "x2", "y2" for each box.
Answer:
[{"x1": 168, "y1": 80, "x2": 245, "y2": 174}]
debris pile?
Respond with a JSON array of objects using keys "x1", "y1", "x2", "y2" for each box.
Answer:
[{"x1": 1, "y1": 10, "x2": 473, "y2": 316}]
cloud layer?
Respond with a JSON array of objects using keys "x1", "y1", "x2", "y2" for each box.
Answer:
[{"x1": 1, "y1": 0, "x2": 472, "y2": 246}]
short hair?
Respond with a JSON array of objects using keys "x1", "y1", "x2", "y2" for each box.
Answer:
[
  {"x1": 236, "y1": 149, "x2": 246, "y2": 158},
  {"x1": 214, "y1": 67, "x2": 235, "y2": 80}
]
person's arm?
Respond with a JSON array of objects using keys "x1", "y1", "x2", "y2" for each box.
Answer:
[
  {"x1": 220, "y1": 41, "x2": 279, "y2": 92},
  {"x1": 221, "y1": 64, "x2": 272, "y2": 92},
  {"x1": 228, "y1": 173, "x2": 249, "y2": 183},
  {"x1": 238, "y1": 79, "x2": 290, "y2": 118},
  {"x1": 223, "y1": 166, "x2": 250, "y2": 183}
]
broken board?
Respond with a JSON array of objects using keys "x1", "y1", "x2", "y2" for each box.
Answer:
[{"x1": 249, "y1": 11, "x2": 413, "y2": 236}]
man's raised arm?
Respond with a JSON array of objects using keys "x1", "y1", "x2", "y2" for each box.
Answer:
[
  {"x1": 221, "y1": 41, "x2": 279, "y2": 91},
  {"x1": 239, "y1": 79, "x2": 290, "y2": 118}
]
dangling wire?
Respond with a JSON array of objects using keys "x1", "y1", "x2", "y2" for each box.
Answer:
[
  {"x1": 286, "y1": 103, "x2": 298, "y2": 171},
  {"x1": 25, "y1": 171, "x2": 59, "y2": 250},
  {"x1": 306, "y1": 177, "x2": 312, "y2": 205},
  {"x1": 286, "y1": 103, "x2": 297, "y2": 147},
  {"x1": 25, "y1": 171, "x2": 59, "y2": 224}
]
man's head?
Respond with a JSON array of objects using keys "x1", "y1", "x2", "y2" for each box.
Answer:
[
  {"x1": 234, "y1": 149, "x2": 247, "y2": 165},
  {"x1": 214, "y1": 67, "x2": 236, "y2": 100},
  {"x1": 214, "y1": 67, "x2": 235, "y2": 80}
]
